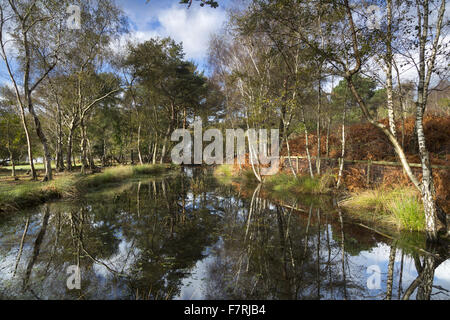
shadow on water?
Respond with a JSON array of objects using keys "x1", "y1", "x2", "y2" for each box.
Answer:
[{"x1": 0, "y1": 167, "x2": 448, "y2": 300}]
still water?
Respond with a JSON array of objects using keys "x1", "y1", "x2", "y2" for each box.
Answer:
[{"x1": 0, "y1": 168, "x2": 449, "y2": 300}]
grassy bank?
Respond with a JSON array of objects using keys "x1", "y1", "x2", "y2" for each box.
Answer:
[
  {"x1": 214, "y1": 164, "x2": 334, "y2": 194},
  {"x1": 0, "y1": 164, "x2": 176, "y2": 213},
  {"x1": 214, "y1": 165, "x2": 334, "y2": 195},
  {"x1": 213, "y1": 164, "x2": 428, "y2": 233},
  {"x1": 340, "y1": 187, "x2": 425, "y2": 231},
  {"x1": 213, "y1": 165, "x2": 267, "y2": 189},
  {"x1": 213, "y1": 164, "x2": 235, "y2": 185},
  {"x1": 264, "y1": 172, "x2": 334, "y2": 195}
]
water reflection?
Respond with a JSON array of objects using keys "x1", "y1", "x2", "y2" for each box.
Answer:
[{"x1": 0, "y1": 168, "x2": 448, "y2": 300}]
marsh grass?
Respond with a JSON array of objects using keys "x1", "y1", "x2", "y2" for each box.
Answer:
[
  {"x1": 213, "y1": 165, "x2": 334, "y2": 196},
  {"x1": 0, "y1": 164, "x2": 173, "y2": 213},
  {"x1": 132, "y1": 164, "x2": 169, "y2": 175},
  {"x1": 264, "y1": 172, "x2": 333, "y2": 195},
  {"x1": 340, "y1": 187, "x2": 425, "y2": 231},
  {"x1": 213, "y1": 164, "x2": 234, "y2": 185},
  {"x1": 191, "y1": 177, "x2": 206, "y2": 195},
  {"x1": 240, "y1": 169, "x2": 260, "y2": 186},
  {"x1": 214, "y1": 165, "x2": 260, "y2": 186},
  {"x1": 389, "y1": 196, "x2": 425, "y2": 232},
  {"x1": 214, "y1": 164, "x2": 233, "y2": 177}
]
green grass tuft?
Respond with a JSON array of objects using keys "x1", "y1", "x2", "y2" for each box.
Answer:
[
  {"x1": 389, "y1": 196, "x2": 425, "y2": 232},
  {"x1": 340, "y1": 187, "x2": 425, "y2": 231},
  {"x1": 264, "y1": 172, "x2": 332, "y2": 195},
  {"x1": 214, "y1": 164, "x2": 233, "y2": 177}
]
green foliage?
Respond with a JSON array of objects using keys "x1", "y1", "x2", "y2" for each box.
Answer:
[
  {"x1": 331, "y1": 75, "x2": 377, "y2": 121},
  {"x1": 0, "y1": 97, "x2": 26, "y2": 164},
  {"x1": 369, "y1": 89, "x2": 388, "y2": 118},
  {"x1": 121, "y1": 37, "x2": 211, "y2": 161}
]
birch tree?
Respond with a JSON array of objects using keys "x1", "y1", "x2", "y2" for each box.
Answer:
[
  {"x1": 239, "y1": 0, "x2": 448, "y2": 240},
  {"x1": 0, "y1": 0, "x2": 69, "y2": 180}
]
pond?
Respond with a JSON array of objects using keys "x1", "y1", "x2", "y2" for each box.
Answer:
[{"x1": 0, "y1": 168, "x2": 448, "y2": 300}]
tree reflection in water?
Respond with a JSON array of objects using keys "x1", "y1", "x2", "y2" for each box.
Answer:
[{"x1": 0, "y1": 168, "x2": 448, "y2": 300}]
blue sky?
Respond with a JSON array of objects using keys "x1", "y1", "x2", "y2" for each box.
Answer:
[
  {"x1": 115, "y1": 0, "x2": 232, "y2": 73},
  {"x1": 0, "y1": 0, "x2": 231, "y2": 85}
]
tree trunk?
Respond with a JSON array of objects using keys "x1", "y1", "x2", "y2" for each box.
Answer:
[
  {"x1": 72, "y1": 153, "x2": 77, "y2": 168},
  {"x1": 67, "y1": 125, "x2": 75, "y2": 171},
  {"x1": 300, "y1": 105, "x2": 314, "y2": 178},
  {"x1": 414, "y1": 0, "x2": 447, "y2": 241},
  {"x1": 18, "y1": 105, "x2": 36, "y2": 180},
  {"x1": 102, "y1": 138, "x2": 107, "y2": 167},
  {"x1": 137, "y1": 122, "x2": 143, "y2": 165},
  {"x1": 56, "y1": 106, "x2": 64, "y2": 172},
  {"x1": 21, "y1": 25, "x2": 52, "y2": 181},
  {"x1": 160, "y1": 136, "x2": 168, "y2": 164},
  {"x1": 8, "y1": 149, "x2": 16, "y2": 178},
  {"x1": 160, "y1": 104, "x2": 175, "y2": 164},
  {"x1": 87, "y1": 137, "x2": 95, "y2": 170},
  {"x1": 385, "y1": 0, "x2": 397, "y2": 138},
  {"x1": 80, "y1": 119, "x2": 88, "y2": 175},
  {"x1": 27, "y1": 100, "x2": 52, "y2": 181},
  {"x1": 11, "y1": 158, "x2": 16, "y2": 178},
  {"x1": 393, "y1": 61, "x2": 406, "y2": 150},
  {"x1": 416, "y1": 109, "x2": 446, "y2": 240},
  {"x1": 316, "y1": 72, "x2": 322, "y2": 175},
  {"x1": 6, "y1": 120, "x2": 16, "y2": 179},
  {"x1": 337, "y1": 104, "x2": 347, "y2": 189},
  {"x1": 326, "y1": 117, "x2": 331, "y2": 159},
  {"x1": 385, "y1": 244, "x2": 397, "y2": 300},
  {"x1": 55, "y1": 143, "x2": 62, "y2": 172},
  {"x1": 285, "y1": 134, "x2": 297, "y2": 178},
  {"x1": 152, "y1": 140, "x2": 158, "y2": 165},
  {"x1": 248, "y1": 132, "x2": 262, "y2": 183}
]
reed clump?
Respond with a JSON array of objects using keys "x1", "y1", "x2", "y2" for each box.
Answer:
[{"x1": 340, "y1": 186, "x2": 425, "y2": 231}]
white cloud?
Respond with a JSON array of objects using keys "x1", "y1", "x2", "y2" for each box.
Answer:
[
  {"x1": 115, "y1": 3, "x2": 227, "y2": 65},
  {"x1": 435, "y1": 259, "x2": 450, "y2": 282},
  {"x1": 156, "y1": 5, "x2": 226, "y2": 61}
]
